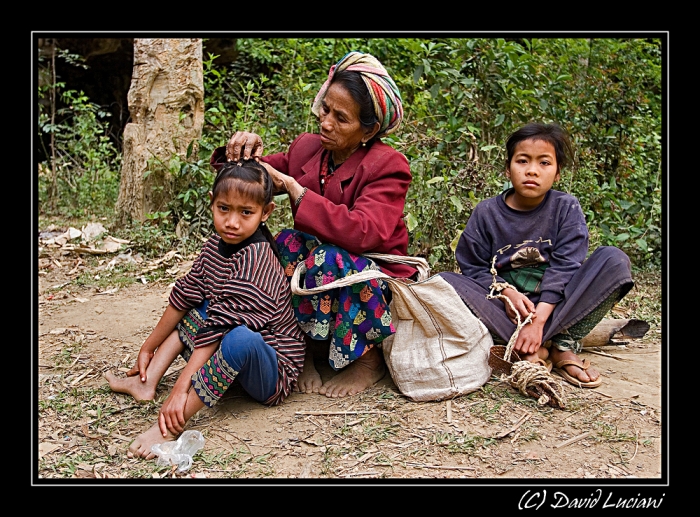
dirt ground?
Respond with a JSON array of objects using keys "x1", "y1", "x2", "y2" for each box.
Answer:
[{"x1": 35, "y1": 245, "x2": 666, "y2": 488}]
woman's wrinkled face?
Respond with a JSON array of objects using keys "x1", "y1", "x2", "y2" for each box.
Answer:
[{"x1": 318, "y1": 82, "x2": 368, "y2": 161}]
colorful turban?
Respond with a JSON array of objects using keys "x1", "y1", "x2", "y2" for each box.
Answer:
[{"x1": 311, "y1": 51, "x2": 404, "y2": 138}]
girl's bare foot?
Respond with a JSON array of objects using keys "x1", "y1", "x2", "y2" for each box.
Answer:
[
  {"x1": 127, "y1": 423, "x2": 178, "y2": 460},
  {"x1": 104, "y1": 371, "x2": 156, "y2": 402},
  {"x1": 295, "y1": 350, "x2": 323, "y2": 393},
  {"x1": 319, "y1": 346, "x2": 385, "y2": 398},
  {"x1": 521, "y1": 346, "x2": 550, "y2": 368}
]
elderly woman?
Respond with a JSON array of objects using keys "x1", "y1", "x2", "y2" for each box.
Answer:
[{"x1": 211, "y1": 51, "x2": 415, "y2": 398}]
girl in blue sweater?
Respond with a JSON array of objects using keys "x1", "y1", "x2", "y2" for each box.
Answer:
[{"x1": 441, "y1": 123, "x2": 633, "y2": 388}]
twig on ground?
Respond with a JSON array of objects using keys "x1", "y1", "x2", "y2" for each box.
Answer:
[
  {"x1": 387, "y1": 438, "x2": 422, "y2": 448},
  {"x1": 303, "y1": 416, "x2": 323, "y2": 428},
  {"x1": 213, "y1": 431, "x2": 251, "y2": 455},
  {"x1": 607, "y1": 463, "x2": 632, "y2": 476},
  {"x1": 92, "y1": 428, "x2": 131, "y2": 442},
  {"x1": 341, "y1": 470, "x2": 380, "y2": 477},
  {"x1": 405, "y1": 462, "x2": 476, "y2": 471},
  {"x1": 563, "y1": 408, "x2": 583, "y2": 422},
  {"x1": 295, "y1": 410, "x2": 391, "y2": 416},
  {"x1": 68, "y1": 354, "x2": 82, "y2": 369},
  {"x1": 585, "y1": 348, "x2": 628, "y2": 360},
  {"x1": 70, "y1": 368, "x2": 94, "y2": 386},
  {"x1": 495, "y1": 412, "x2": 531, "y2": 439},
  {"x1": 555, "y1": 430, "x2": 594, "y2": 448},
  {"x1": 343, "y1": 452, "x2": 376, "y2": 469},
  {"x1": 630, "y1": 428, "x2": 640, "y2": 462}
]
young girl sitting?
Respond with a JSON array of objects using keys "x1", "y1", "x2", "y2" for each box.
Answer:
[
  {"x1": 440, "y1": 122, "x2": 634, "y2": 388},
  {"x1": 105, "y1": 159, "x2": 305, "y2": 460}
]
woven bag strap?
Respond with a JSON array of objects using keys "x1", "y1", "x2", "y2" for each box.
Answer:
[
  {"x1": 364, "y1": 253, "x2": 431, "y2": 281},
  {"x1": 290, "y1": 253, "x2": 430, "y2": 296}
]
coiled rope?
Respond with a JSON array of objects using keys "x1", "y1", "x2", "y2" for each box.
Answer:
[{"x1": 487, "y1": 256, "x2": 566, "y2": 408}]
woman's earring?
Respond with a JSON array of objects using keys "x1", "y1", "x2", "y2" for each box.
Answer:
[
  {"x1": 261, "y1": 221, "x2": 266, "y2": 227},
  {"x1": 362, "y1": 141, "x2": 366, "y2": 147}
]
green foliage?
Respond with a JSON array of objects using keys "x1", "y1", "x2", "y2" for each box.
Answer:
[
  {"x1": 121, "y1": 220, "x2": 185, "y2": 260},
  {"x1": 38, "y1": 37, "x2": 663, "y2": 271},
  {"x1": 200, "y1": 51, "x2": 281, "y2": 154},
  {"x1": 38, "y1": 47, "x2": 121, "y2": 218},
  {"x1": 147, "y1": 148, "x2": 216, "y2": 254}
]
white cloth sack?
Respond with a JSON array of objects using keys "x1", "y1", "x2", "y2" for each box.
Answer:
[{"x1": 291, "y1": 253, "x2": 493, "y2": 402}]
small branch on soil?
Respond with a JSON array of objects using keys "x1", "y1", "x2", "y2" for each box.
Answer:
[
  {"x1": 630, "y1": 428, "x2": 640, "y2": 462},
  {"x1": 564, "y1": 408, "x2": 583, "y2": 422},
  {"x1": 341, "y1": 470, "x2": 380, "y2": 477},
  {"x1": 295, "y1": 410, "x2": 392, "y2": 416},
  {"x1": 494, "y1": 412, "x2": 531, "y2": 439},
  {"x1": 405, "y1": 462, "x2": 476, "y2": 471},
  {"x1": 342, "y1": 452, "x2": 377, "y2": 470},
  {"x1": 304, "y1": 416, "x2": 323, "y2": 428},
  {"x1": 90, "y1": 427, "x2": 132, "y2": 442},
  {"x1": 584, "y1": 348, "x2": 627, "y2": 360},
  {"x1": 607, "y1": 463, "x2": 632, "y2": 476},
  {"x1": 70, "y1": 368, "x2": 94, "y2": 386},
  {"x1": 555, "y1": 430, "x2": 594, "y2": 448}
]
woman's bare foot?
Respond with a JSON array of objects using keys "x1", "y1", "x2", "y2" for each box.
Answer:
[
  {"x1": 295, "y1": 350, "x2": 323, "y2": 393},
  {"x1": 319, "y1": 346, "x2": 386, "y2": 398},
  {"x1": 104, "y1": 371, "x2": 156, "y2": 402},
  {"x1": 127, "y1": 423, "x2": 178, "y2": 460},
  {"x1": 550, "y1": 348, "x2": 600, "y2": 383}
]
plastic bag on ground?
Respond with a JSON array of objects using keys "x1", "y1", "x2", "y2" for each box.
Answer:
[{"x1": 151, "y1": 430, "x2": 205, "y2": 472}]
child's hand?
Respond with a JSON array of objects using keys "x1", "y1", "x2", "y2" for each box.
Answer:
[
  {"x1": 159, "y1": 389, "x2": 189, "y2": 437},
  {"x1": 513, "y1": 320, "x2": 545, "y2": 356},
  {"x1": 126, "y1": 349, "x2": 154, "y2": 382},
  {"x1": 502, "y1": 288, "x2": 536, "y2": 324}
]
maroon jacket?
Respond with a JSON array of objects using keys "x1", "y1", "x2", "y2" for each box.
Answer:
[{"x1": 211, "y1": 133, "x2": 416, "y2": 278}]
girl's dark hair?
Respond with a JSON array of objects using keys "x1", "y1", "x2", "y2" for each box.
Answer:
[
  {"x1": 505, "y1": 122, "x2": 575, "y2": 173},
  {"x1": 211, "y1": 159, "x2": 281, "y2": 262},
  {"x1": 329, "y1": 70, "x2": 379, "y2": 142}
]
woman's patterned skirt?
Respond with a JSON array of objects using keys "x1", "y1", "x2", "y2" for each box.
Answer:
[{"x1": 275, "y1": 229, "x2": 394, "y2": 370}]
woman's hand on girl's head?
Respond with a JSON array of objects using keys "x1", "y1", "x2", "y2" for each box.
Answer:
[
  {"x1": 226, "y1": 131, "x2": 264, "y2": 162},
  {"x1": 261, "y1": 162, "x2": 291, "y2": 193}
]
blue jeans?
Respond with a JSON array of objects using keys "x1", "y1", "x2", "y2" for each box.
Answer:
[{"x1": 179, "y1": 300, "x2": 278, "y2": 406}]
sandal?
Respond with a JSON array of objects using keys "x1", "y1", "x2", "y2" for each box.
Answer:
[
  {"x1": 553, "y1": 358, "x2": 602, "y2": 388},
  {"x1": 533, "y1": 358, "x2": 553, "y2": 373}
]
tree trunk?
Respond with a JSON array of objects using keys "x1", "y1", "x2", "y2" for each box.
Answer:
[{"x1": 116, "y1": 38, "x2": 204, "y2": 227}]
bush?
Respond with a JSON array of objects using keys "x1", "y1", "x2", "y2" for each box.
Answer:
[{"x1": 38, "y1": 37, "x2": 663, "y2": 271}]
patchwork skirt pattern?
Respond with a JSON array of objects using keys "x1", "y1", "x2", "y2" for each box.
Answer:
[
  {"x1": 275, "y1": 229, "x2": 394, "y2": 370},
  {"x1": 177, "y1": 303, "x2": 239, "y2": 408}
]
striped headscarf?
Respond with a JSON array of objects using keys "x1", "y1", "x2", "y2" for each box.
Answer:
[{"x1": 311, "y1": 51, "x2": 404, "y2": 138}]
